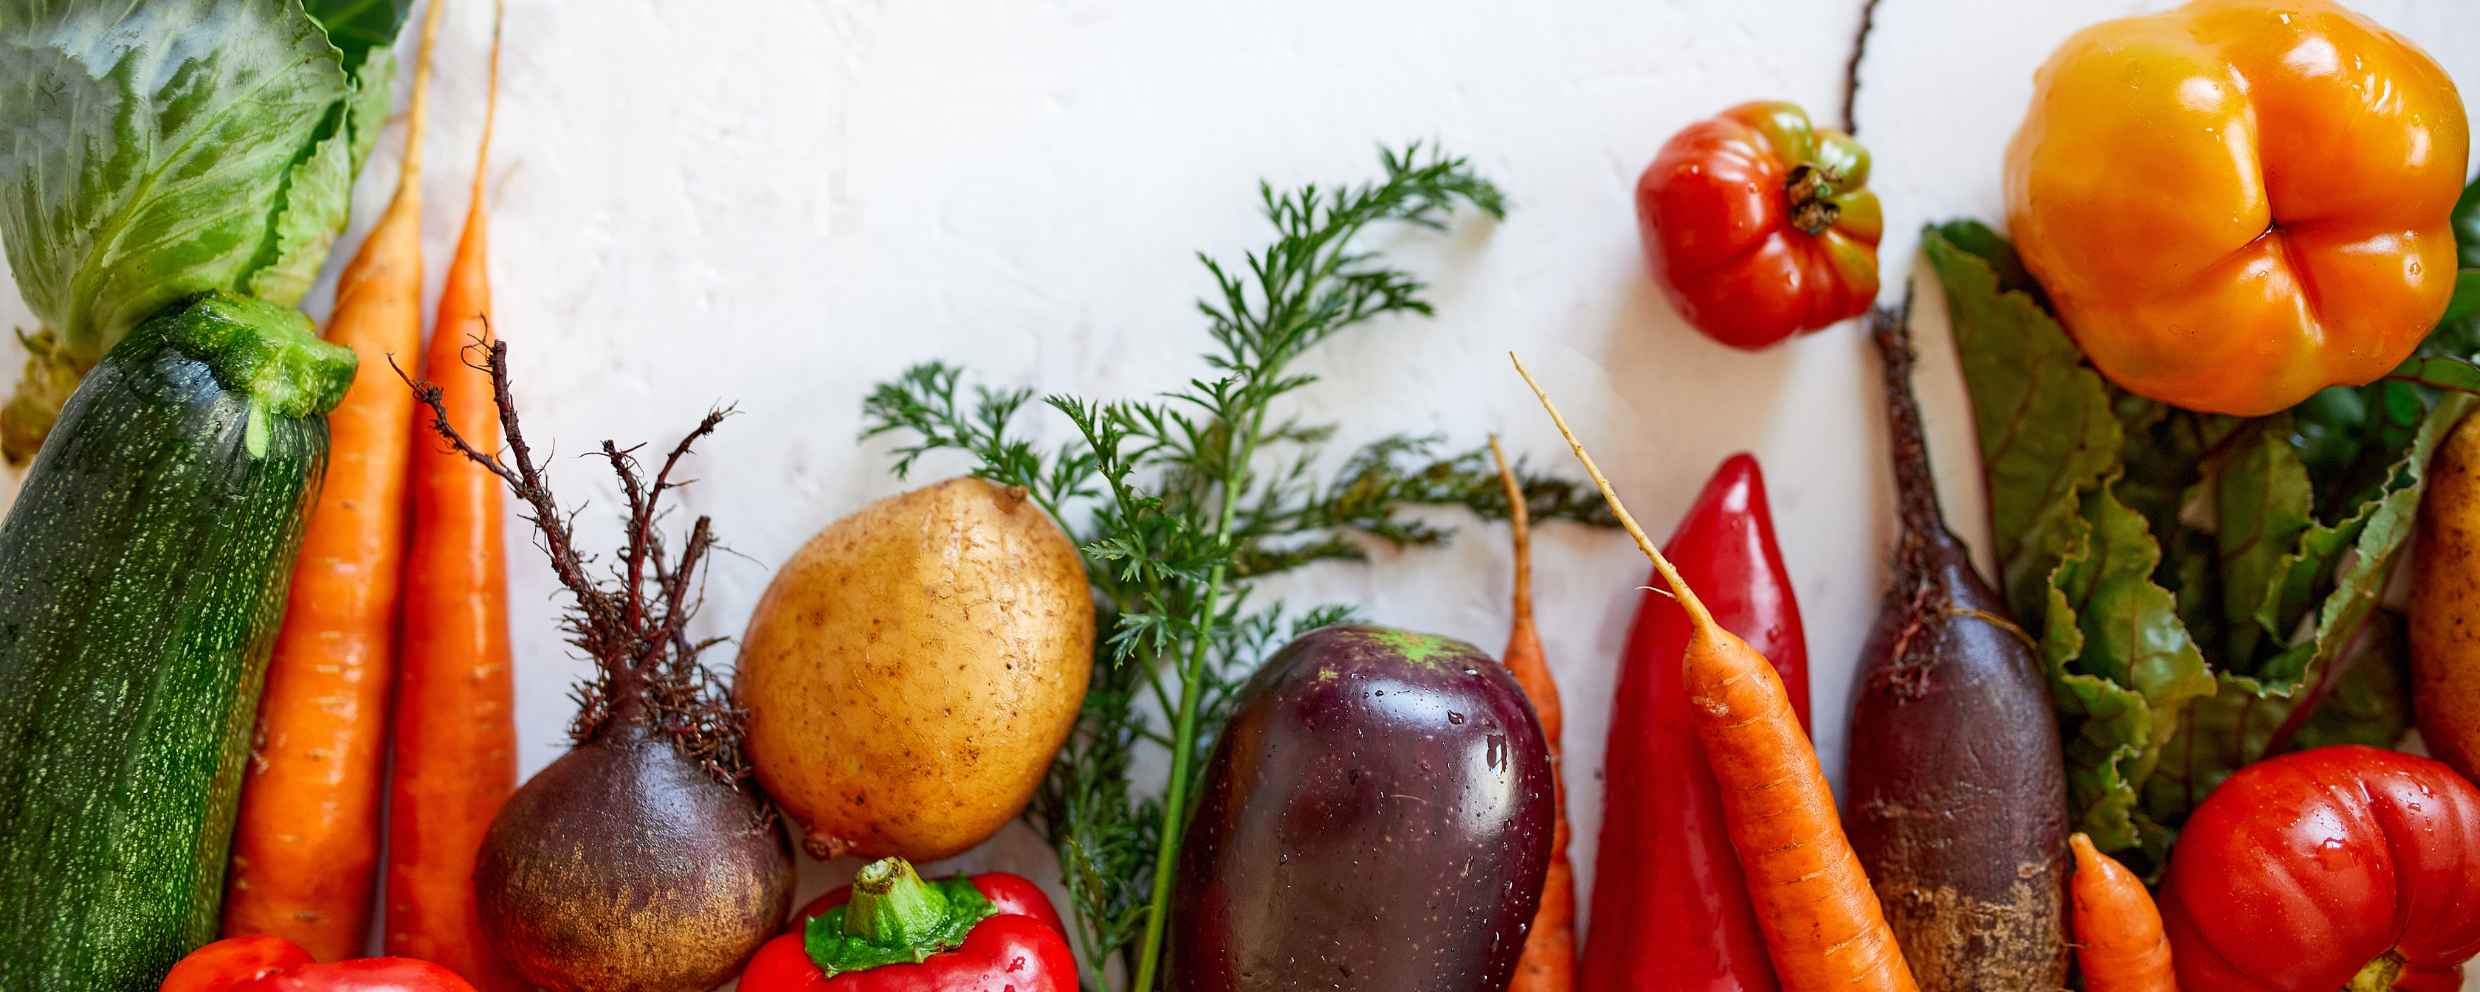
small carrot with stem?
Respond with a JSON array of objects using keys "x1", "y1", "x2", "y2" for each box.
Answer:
[
  {"x1": 1491, "y1": 436, "x2": 1575, "y2": 992},
  {"x1": 385, "y1": 6, "x2": 525, "y2": 989},
  {"x1": 2069, "y1": 834, "x2": 2175, "y2": 992},
  {"x1": 1511, "y1": 354, "x2": 1916, "y2": 992},
  {"x1": 223, "y1": 0, "x2": 451, "y2": 960}
]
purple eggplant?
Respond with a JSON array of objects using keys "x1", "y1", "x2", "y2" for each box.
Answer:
[{"x1": 1172, "y1": 624, "x2": 1554, "y2": 992}]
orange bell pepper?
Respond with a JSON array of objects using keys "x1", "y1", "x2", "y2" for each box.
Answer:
[{"x1": 2006, "y1": 0, "x2": 2468, "y2": 416}]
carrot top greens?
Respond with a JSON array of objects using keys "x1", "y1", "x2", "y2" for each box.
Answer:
[{"x1": 860, "y1": 143, "x2": 1612, "y2": 991}]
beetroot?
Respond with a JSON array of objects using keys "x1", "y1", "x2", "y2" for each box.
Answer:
[
  {"x1": 1843, "y1": 307, "x2": 2069, "y2": 988},
  {"x1": 406, "y1": 344, "x2": 791, "y2": 992}
]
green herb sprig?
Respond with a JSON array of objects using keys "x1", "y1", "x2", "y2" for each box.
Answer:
[{"x1": 861, "y1": 143, "x2": 1611, "y2": 990}]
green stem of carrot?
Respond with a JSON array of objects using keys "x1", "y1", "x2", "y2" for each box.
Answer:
[{"x1": 1128, "y1": 396, "x2": 1268, "y2": 992}]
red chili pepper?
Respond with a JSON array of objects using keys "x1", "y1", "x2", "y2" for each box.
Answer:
[
  {"x1": 1579, "y1": 453, "x2": 1811, "y2": 992},
  {"x1": 740, "y1": 858, "x2": 1076, "y2": 992},
  {"x1": 2160, "y1": 745, "x2": 2480, "y2": 992},
  {"x1": 162, "y1": 935, "x2": 479, "y2": 992},
  {"x1": 1635, "y1": 100, "x2": 1882, "y2": 350}
]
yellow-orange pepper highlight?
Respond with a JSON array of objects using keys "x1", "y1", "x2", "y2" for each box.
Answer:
[{"x1": 2007, "y1": 0, "x2": 2467, "y2": 416}]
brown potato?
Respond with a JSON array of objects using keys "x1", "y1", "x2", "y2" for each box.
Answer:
[
  {"x1": 738, "y1": 477, "x2": 1094, "y2": 861},
  {"x1": 2413, "y1": 412, "x2": 2480, "y2": 781}
]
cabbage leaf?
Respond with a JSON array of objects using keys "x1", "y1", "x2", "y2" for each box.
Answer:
[{"x1": 0, "y1": 0, "x2": 410, "y2": 460}]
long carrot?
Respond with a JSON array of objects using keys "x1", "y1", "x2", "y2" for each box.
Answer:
[
  {"x1": 1490, "y1": 437, "x2": 1575, "y2": 992},
  {"x1": 1512, "y1": 354, "x2": 1916, "y2": 992},
  {"x1": 223, "y1": 0, "x2": 451, "y2": 959},
  {"x1": 2069, "y1": 834, "x2": 2175, "y2": 991},
  {"x1": 384, "y1": 8, "x2": 525, "y2": 989}
]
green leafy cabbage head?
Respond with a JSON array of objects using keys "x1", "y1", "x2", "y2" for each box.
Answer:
[{"x1": 0, "y1": 0, "x2": 411, "y2": 462}]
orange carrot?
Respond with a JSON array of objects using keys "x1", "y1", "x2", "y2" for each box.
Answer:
[
  {"x1": 384, "y1": 8, "x2": 524, "y2": 989},
  {"x1": 2069, "y1": 834, "x2": 2175, "y2": 991},
  {"x1": 1491, "y1": 437, "x2": 1574, "y2": 992},
  {"x1": 223, "y1": 0, "x2": 451, "y2": 959},
  {"x1": 1513, "y1": 355, "x2": 1916, "y2": 992}
]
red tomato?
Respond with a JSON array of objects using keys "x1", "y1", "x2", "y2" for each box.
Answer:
[
  {"x1": 2160, "y1": 746, "x2": 2480, "y2": 990},
  {"x1": 162, "y1": 935, "x2": 478, "y2": 992},
  {"x1": 1635, "y1": 100, "x2": 1883, "y2": 350}
]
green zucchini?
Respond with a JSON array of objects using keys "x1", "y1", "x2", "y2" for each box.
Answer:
[{"x1": 0, "y1": 293, "x2": 353, "y2": 990}]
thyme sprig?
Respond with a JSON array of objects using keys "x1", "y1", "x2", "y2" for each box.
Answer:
[{"x1": 860, "y1": 143, "x2": 1611, "y2": 990}]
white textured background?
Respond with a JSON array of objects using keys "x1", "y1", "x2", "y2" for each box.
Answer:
[{"x1": 7, "y1": 0, "x2": 2480, "y2": 981}]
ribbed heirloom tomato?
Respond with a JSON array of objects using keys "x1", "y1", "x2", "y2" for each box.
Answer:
[
  {"x1": 2159, "y1": 746, "x2": 2480, "y2": 991},
  {"x1": 2007, "y1": 0, "x2": 2468, "y2": 416},
  {"x1": 1635, "y1": 101, "x2": 1883, "y2": 350}
]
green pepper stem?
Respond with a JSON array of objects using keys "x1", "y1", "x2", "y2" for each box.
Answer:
[
  {"x1": 2348, "y1": 950, "x2": 2406, "y2": 991},
  {"x1": 1785, "y1": 164, "x2": 1840, "y2": 235},
  {"x1": 840, "y1": 858, "x2": 949, "y2": 945}
]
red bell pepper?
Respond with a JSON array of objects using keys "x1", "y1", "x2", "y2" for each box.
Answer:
[
  {"x1": 162, "y1": 935, "x2": 478, "y2": 992},
  {"x1": 1635, "y1": 100, "x2": 1883, "y2": 350},
  {"x1": 791, "y1": 868, "x2": 1067, "y2": 939},
  {"x1": 2161, "y1": 745, "x2": 2480, "y2": 992},
  {"x1": 740, "y1": 857, "x2": 1076, "y2": 992},
  {"x1": 1578, "y1": 453, "x2": 1811, "y2": 992}
]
